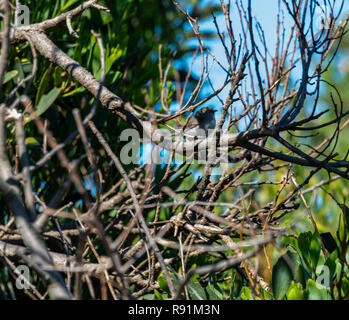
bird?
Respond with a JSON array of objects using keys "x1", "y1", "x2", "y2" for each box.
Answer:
[{"x1": 183, "y1": 107, "x2": 217, "y2": 139}]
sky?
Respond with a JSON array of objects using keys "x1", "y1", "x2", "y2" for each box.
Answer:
[
  {"x1": 182, "y1": 0, "x2": 349, "y2": 122},
  {"x1": 184, "y1": 0, "x2": 292, "y2": 112},
  {"x1": 142, "y1": 0, "x2": 349, "y2": 169}
]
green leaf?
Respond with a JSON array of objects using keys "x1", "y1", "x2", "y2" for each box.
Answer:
[
  {"x1": 309, "y1": 233, "x2": 321, "y2": 270},
  {"x1": 86, "y1": 38, "x2": 96, "y2": 71},
  {"x1": 230, "y1": 275, "x2": 242, "y2": 299},
  {"x1": 59, "y1": 0, "x2": 80, "y2": 14},
  {"x1": 187, "y1": 278, "x2": 208, "y2": 300},
  {"x1": 208, "y1": 273, "x2": 224, "y2": 299},
  {"x1": 295, "y1": 264, "x2": 307, "y2": 288},
  {"x1": 154, "y1": 289, "x2": 164, "y2": 300},
  {"x1": 337, "y1": 210, "x2": 348, "y2": 243},
  {"x1": 157, "y1": 273, "x2": 169, "y2": 293},
  {"x1": 111, "y1": 71, "x2": 123, "y2": 83},
  {"x1": 105, "y1": 47, "x2": 123, "y2": 74},
  {"x1": 272, "y1": 255, "x2": 293, "y2": 299},
  {"x1": 27, "y1": 87, "x2": 61, "y2": 123},
  {"x1": 285, "y1": 247, "x2": 306, "y2": 285},
  {"x1": 53, "y1": 67, "x2": 63, "y2": 88},
  {"x1": 340, "y1": 278, "x2": 349, "y2": 297},
  {"x1": 286, "y1": 282, "x2": 304, "y2": 300},
  {"x1": 297, "y1": 232, "x2": 311, "y2": 262},
  {"x1": 36, "y1": 87, "x2": 61, "y2": 114},
  {"x1": 92, "y1": 42, "x2": 102, "y2": 79},
  {"x1": 2, "y1": 70, "x2": 18, "y2": 84},
  {"x1": 305, "y1": 279, "x2": 331, "y2": 300},
  {"x1": 338, "y1": 205, "x2": 349, "y2": 231},
  {"x1": 108, "y1": 209, "x2": 117, "y2": 218},
  {"x1": 240, "y1": 286, "x2": 252, "y2": 300},
  {"x1": 204, "y1": 285, "x2": 223, "y2": 300},
  {"x1": 35, "y1": 67, "x2": 52, "y2": 107},
  {"x1": 62, "y1": 86, "x2": 85, "y2": 98},
  {"x1": 14, "y1": 57, "x2": 25, "y2": 82},
  {"x1": 261, "y1": 288, "x2": 273, "y2": 300},
  {"x1": 324, "y1": 250, "x2": 337, "y2": 280},
  {"x1": 335, "y1": 261, "x2": 343, "y2": 281},
  {"x1": 295, "y1": 232, "x2": 313, "y2": 277}
]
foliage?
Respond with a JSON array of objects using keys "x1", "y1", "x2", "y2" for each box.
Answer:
[{"x1": 1, "y1": 0, "x2": 349, "y2": 301}]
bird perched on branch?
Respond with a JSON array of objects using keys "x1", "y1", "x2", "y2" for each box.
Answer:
[{"x1": 184, "y1": 107, "x2": 217, "y2": 138}]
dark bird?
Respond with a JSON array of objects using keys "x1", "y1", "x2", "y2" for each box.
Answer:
[{"x1": 184, "y1": 107, "x2": 216, "y2": 137}]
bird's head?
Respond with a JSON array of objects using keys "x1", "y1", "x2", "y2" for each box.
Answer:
[{"x1": 195, "y1": 107, "x2": 216, "y2": 120}]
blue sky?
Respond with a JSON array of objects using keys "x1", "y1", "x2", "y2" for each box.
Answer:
[
  {"x1": 142, "y1": 1, "x2": 349, "y2": 169},
  {"x1": 186, "y1": 0, "x2": 293, "y2": 111},
  {"x1": 181, "y1": 0, "x2": 349, "y2": 122}
]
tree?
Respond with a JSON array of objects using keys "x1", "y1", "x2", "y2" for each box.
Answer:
[{"x1": 0, "y1": 0, "x2": 348, "y2": 300}]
